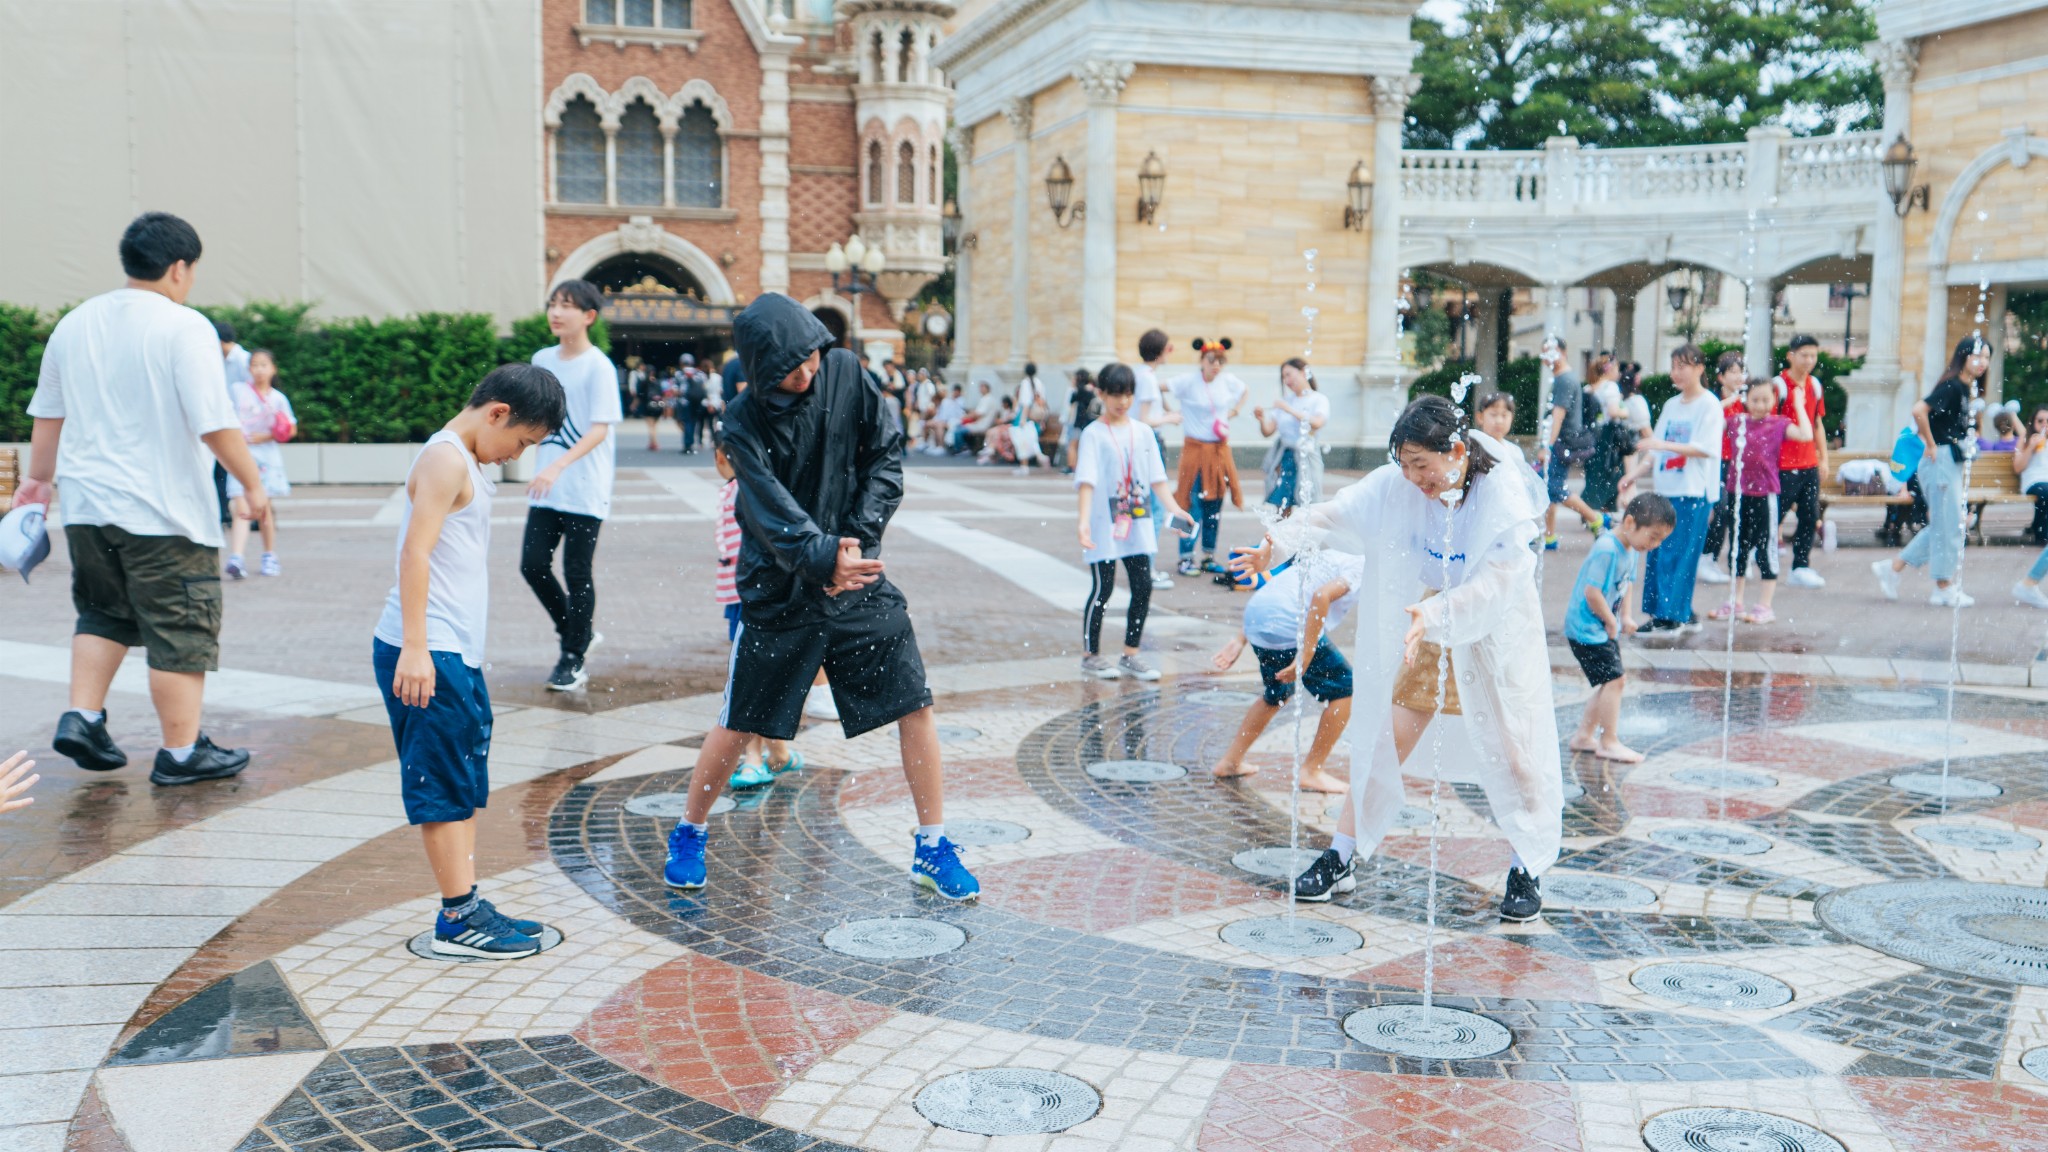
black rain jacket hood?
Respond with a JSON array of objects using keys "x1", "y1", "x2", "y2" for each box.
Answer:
[{"x1": 720, "y1": 293, "x2": 904, "y2": 626}]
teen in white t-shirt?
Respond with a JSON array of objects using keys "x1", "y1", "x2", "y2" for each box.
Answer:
[
  {"x1": 522, "y1": 281, "x2": 623, "y2": 691},
  {"x1": 1074, "y1": 363, "x2": 1188, "y2": 681},
  {"x1": 1631, "y1": 346, "x2": 1723, "y2": 632}
]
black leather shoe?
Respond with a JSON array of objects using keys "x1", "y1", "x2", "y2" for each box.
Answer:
[
  {"x1": 150, "y1": 735, "x2": 250, "y2": 786},
  {"x1": 53, "y1": 710, "x2": 128, "y2": 772},
  {"x1": 1500, "y1": 866, "x2": 1543, "y2": 922},
  {"x1": 1292, "y1": 848, "x2": 1356, "y2": 903}
]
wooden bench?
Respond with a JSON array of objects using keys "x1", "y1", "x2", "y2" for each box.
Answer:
[
  {"x1": 1818, "y1": 451, "x2": 1912, "y2": 511},
  {"x1": 1962, "y1": 449, "x2": 2035, "y2": 542},
  {"x1": 0, "y1": 447, "x2": 16, "y2": 505}
]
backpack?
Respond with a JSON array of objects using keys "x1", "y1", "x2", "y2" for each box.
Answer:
[{"x1": 683, "y1": 371, "x2": 707, "y2": 403}]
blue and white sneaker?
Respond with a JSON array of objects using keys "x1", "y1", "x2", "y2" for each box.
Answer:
[
  {"x1": 432, "y1": 907, "x2": 540, "y2": 960},
  {"x1": 910, "y1": 835, "x2": 980, "y2": 901},
  {"x1": 665, "y1": 821, "x2": 707, "y2": 890},
  {"x1": 729, "y1": 757, "x2": 775, "y2": 789},
  {"x1": 472, "y1": 897, "x2": 542, "y2": 936}
]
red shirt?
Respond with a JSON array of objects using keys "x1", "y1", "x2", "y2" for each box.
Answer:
[{"x1": 1775, "y1": 371, "x2": 1823, "y2": 471}]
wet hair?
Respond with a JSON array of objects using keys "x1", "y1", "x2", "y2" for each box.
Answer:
[
  {"x1": 1193, "y1": 337, "x2": 1232, "y2": 363},
  {"x1": 1787, "y1": 333, "x2": 1821, "y2": 354},
  {"x1": 213, "y1": 319, "x2": 238, "y2": 344},
  {"x1": 1389, "y1": 395, "x2": 1497, "y2": 481},
  {"x1": 1097, "y1": 362, "x2": 1136, "y2": 396},
  {"x1": 1715, "y1": 350, "x2": 1746, "y2": 376},
  {"x1": 547, "y1": 279, "x2": 606, "y2": 316},
  {"x1": 1671, "y1": 343, "x2": 1705, "y2": 367},
  {"x1": 121, "y1": 212, "x2": 203, "y2": 280},
  {"x1": 1941, "y1": 334, "x2": 1988, "y2": 385},
  {"x1": 1624, "y1": 492, "x2": 1677, "y2": 529},
  {"x1": 468, "y1": 363, "x2": 568, "y2": 432},
  {"x1": 1138, "y1": 328, "x2": 1169, "y2": 363},
  {"x1": 1281, "y1": 357, "x2": 1315, "y2": 390},
  {"x1": 1477, "y1": 391, "x2": 1515, "y2": 417}
]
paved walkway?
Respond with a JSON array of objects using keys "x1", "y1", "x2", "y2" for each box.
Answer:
[{"x1": 4, "y1": 463, "x2": 2047, "y2": 1152}]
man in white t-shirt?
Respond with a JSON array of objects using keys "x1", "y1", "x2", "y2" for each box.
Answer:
[
  {"x1": 1134, "y1": 328, "x2": 1181, "y2": 589},
  {"x1": 521, "y1": 279, "x2": 623, "y2": 692},
  {"x1": 18, "y1": 212, "x2": 270, "y2": 786},
  {"x1": 1628, "y1": 343, "x2": 1723, "y2": 635}
]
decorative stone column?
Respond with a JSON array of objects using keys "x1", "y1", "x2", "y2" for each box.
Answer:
[
  {"x1": 1840, "y1": 37, "x2": 1917, "y2": 449},
  {"x1": 1362, "y1": 72, "x2": 1419, "y2": 442},
  {"x1": 1004, "y1": 96, "x2": 1034, "y2": 370},
  {"x1": 1744, "y1": 276, "x2": 1779, "y2": 379},
  {"x1": 947, "y1": 124, "x2": 974, "y2": 381},
  {"x1": 1472, "y1": 290, "x2": 1500, "y2": 388},
  {"x1": 603, "y1": 125, "x2": 620, "y2": 207},
  {"x1": 1613, "y1": 287, "x2": 1638, "y2": 366},
  {"x1": 1541, "y1": 283, "x2": 1569, "y2": 342},
  {"x1": 757, "y1": 47, "x2": 795, "y2": 295},
  {"x1": 1073, "y1": 59, "x2": 1131, "y2": 368},
  {"x1": 660, "y1": 125, "x2": 677, "y2": 209}
]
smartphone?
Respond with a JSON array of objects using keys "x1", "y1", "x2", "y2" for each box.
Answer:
[{"x1": 1168, "y1": 512, "x2": 1196, "y2": 534}]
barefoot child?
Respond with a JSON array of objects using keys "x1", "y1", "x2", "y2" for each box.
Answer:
[
  {"x1": 374, "y1": 365, "x2": 566, "y2": 958},
  {"x1": 1566, "y1": 493, "x2": 1675, "y2": 762},
  {"x1": 1210, "y1": 548, "x2": 1361, "y2": 793},
  {"x1": 712, "y1": 440, "x2": 804, "y2": 788},
  {"x1": 1075, "y1": 362, "x2": 1187, "y2": 680}
]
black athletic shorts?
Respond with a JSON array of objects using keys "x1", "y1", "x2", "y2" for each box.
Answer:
[
  {"x1": 1569, "y1": 638, "x2": 1624, "y2": 687},
  {"x1": 722, "y1": 582, "x2": 933, "y2": 741}
]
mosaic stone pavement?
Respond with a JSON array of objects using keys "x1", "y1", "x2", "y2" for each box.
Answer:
[{"x1": 23, "y1": 665, "x2": 2048, "y2": 1152}]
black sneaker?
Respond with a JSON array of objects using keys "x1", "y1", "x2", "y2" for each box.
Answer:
[
  {"x1": 150, "y1": 735, "x2": 250, "y2": 786},
  {"x1": 1500, "y1": 866, "x2": 1543, "y2": 922},
  {"x1": 546, "y1": 653, "x2": 588, "y2": 692},
  {"x1": 1292, "y1": 848, "x2": 1356, "y2": 903},
  {"x1": 53, "y1": 710, "x2": 127, "y2": 772},
  {"x1": 1635, "y1": 618, "x2": 1680, "y2": 637}
]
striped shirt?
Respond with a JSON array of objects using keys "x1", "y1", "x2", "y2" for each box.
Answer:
[{"x1": 715, "y1": 478, "x2": 741, "y2": 605}]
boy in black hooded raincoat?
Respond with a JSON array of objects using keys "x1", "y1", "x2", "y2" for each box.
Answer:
[{"x1": 661, "y1": 293, "x2": 980, "y2": 900}]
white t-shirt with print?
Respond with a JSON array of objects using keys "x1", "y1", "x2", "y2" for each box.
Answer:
[
  {"x1": 530, "y1": 343, "x2": 623, "y2": 520},
  {"x1": 1651, "y1": 390, "x2": 1726, "y2": 499},
  {"x1": 28, "y1": 288, "x2": 240, "y2": 545},
  {"x1": 1272, "y1": 389, "x2": 1331, "y2": 448},
  {"x1": 1074, "y1": 419, "x2": 1168, "y2": 564},
  {"x1": 1170, "y1": 372, "x2": 1247, "y2": 443},
  {"x1": 230, "y1": 383, "x2": 297, "y2": 480}
]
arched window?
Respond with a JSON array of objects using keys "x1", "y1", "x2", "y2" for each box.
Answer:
[
  {"x1": 897, "y1": 141, "x2": 917, "y2": 204},
  {"x1": 557, "y1": 96, "x2": 605, "y2": 204},
  {"x1": 866, "y1": 140, "x2": 883, "y2": 206},
  {"x1": 616, "y1": 101, "x2": 663, "y2": 205},
  {"x1": 929, "y1": 144, "x2": 940, "y2": 205},
  {"x1": 897, "y1": 29, "x2": 915, "y2": 82},
  {"x1": 674, "y1": 102, "x2": 722, "y2": 208}
]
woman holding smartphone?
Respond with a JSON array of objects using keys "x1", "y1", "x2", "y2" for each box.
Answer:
[{"x1": 1076, "y1": 363, "x2": 1191, "y2": 681}]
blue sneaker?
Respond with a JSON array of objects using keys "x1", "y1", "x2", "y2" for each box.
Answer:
[
  {"x1": 1543, "y1": 535, "x2": 1560, "y2": 551},
  {"x1": 432, "y1": 907, "x2": 540, "y2": 960},
  {"x1": 729, "y1": 758, "x2": 775, "y2": 789},
  {"x1": 665, "y1": 821, "x2": 707, "y2": 890},
  {"x1": 473, "y1": 897, "x2": 542, "y2": 936},
  {"x1": 910, "y1": 834, "x2": 980, "y2": 901}
]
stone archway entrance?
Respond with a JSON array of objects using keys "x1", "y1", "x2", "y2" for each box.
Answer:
[{"x1": 583, "y1": 251, "x2": 737, "y2": 372}]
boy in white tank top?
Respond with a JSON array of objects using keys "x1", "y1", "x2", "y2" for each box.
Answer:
[{"x1": 372, "y1": 365, "x2": 565, "y2": 960}]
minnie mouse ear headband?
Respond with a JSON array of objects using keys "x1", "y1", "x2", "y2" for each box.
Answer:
[
  {"x1": 1192, "y1": 337, "x2": 1233, "y2": 357},
  {"x1": 1999, "y1": 399, "x2": 2022, "y2": 414}
]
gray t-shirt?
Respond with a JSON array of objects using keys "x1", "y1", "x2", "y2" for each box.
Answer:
[{"x1": 1549, "y1": 368, "x2": 1584, "y2": 442}]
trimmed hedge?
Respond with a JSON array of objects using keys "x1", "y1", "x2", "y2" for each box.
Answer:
[
  {"x1": 1410, "y1": 356, "x2": 1544, "y2": 436},
  {"x1": 0, "y1": 300, "x2": 607, "y2": 444}
]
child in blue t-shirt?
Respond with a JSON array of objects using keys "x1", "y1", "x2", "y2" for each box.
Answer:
[{"x1": 1565, "y1": 493, "x2": 1675, "y2": 763}]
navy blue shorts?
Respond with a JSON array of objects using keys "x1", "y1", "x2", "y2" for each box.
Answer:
[
  {"x1": 1252, "y1": 637, "x2": 1353, "y2": 706},
  {"x1": 373, "y1": 638, "x2": 493, "y2": 824}
]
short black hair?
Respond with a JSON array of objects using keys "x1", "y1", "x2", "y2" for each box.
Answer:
[
  {"x1": 1787, "y1": 333, "x2": 1820, "y2": 353},
  {"x1": 1715, "y1": 350, "x2": 1745, "y2": 375},
  {"x1": 1671, "y1": 343, "x2": 1705, "y2": 367},
  {"x1": 1477, "y1": 391, "x2": 1515, "y2": 415},
  {"x1": 1624, "y1": 492, "x2": 1676, "y2": 529},
  {"x1": 1138, "y1": 329, "x2": 1169, "y2": 363},
  {"x1": 547, "y1": 279, "x2": 606, "y2": 316},
  {"x1": 213, "y1": 319, "x2": 238, "y2": 344},
  {"x1": 1097, "y1": 362, "x2": 1136, "y2": 396},
  {"x1": 468, "y1": 363, "x2": 567, "y2": 432},
  {"x1": 120, "y1": 212, "x2": 203, "y2": 280}
]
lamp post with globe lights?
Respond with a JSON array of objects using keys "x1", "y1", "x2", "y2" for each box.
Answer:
[{"x1": 825, "y1": 234, "x2": 888, "y2": 351}]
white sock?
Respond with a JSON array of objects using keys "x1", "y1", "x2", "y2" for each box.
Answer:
[
  {"x1": 164, "y1": 744, "x2": 195, "y2": 763},
  {"x1": 677, "y1": 818, "x2": 707, "y2": 834},
  {"x1": 917, "y1": 824, "x2": 945, "y2": 847},
  {"x1": 71, "y1": 708, "x2": 104, "y2": 725},
  {"x1": 1331, "y1": 833, "x2": 1357, "y2": 864}
]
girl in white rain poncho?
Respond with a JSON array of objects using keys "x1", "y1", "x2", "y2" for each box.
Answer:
[{"x1": 1261, "y1": 395, "x2": 1562, "y2": 922}]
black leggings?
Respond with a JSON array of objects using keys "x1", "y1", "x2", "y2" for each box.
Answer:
[
  {"x1": 521, "y1": 506, "x2": 602, "y2": 657},
  {"x1": 1732, "y1": 494, "x2": 1779, "y2": 581},
  {"x1": 1084, "y1": 555, "x2": 1152, "y2": 654},
  {"x1": 1776, "y1": 466, "x2": 1820, "y2": 570}
]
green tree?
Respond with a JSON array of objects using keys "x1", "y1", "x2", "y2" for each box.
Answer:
[{"x1": 1649, "y1": 0, "x2": 1880, "y2": 139}]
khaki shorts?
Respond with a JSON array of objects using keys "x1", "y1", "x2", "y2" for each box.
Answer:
[{"x1": 67, "y1": 524, "x2": 222, "y2": 673}]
